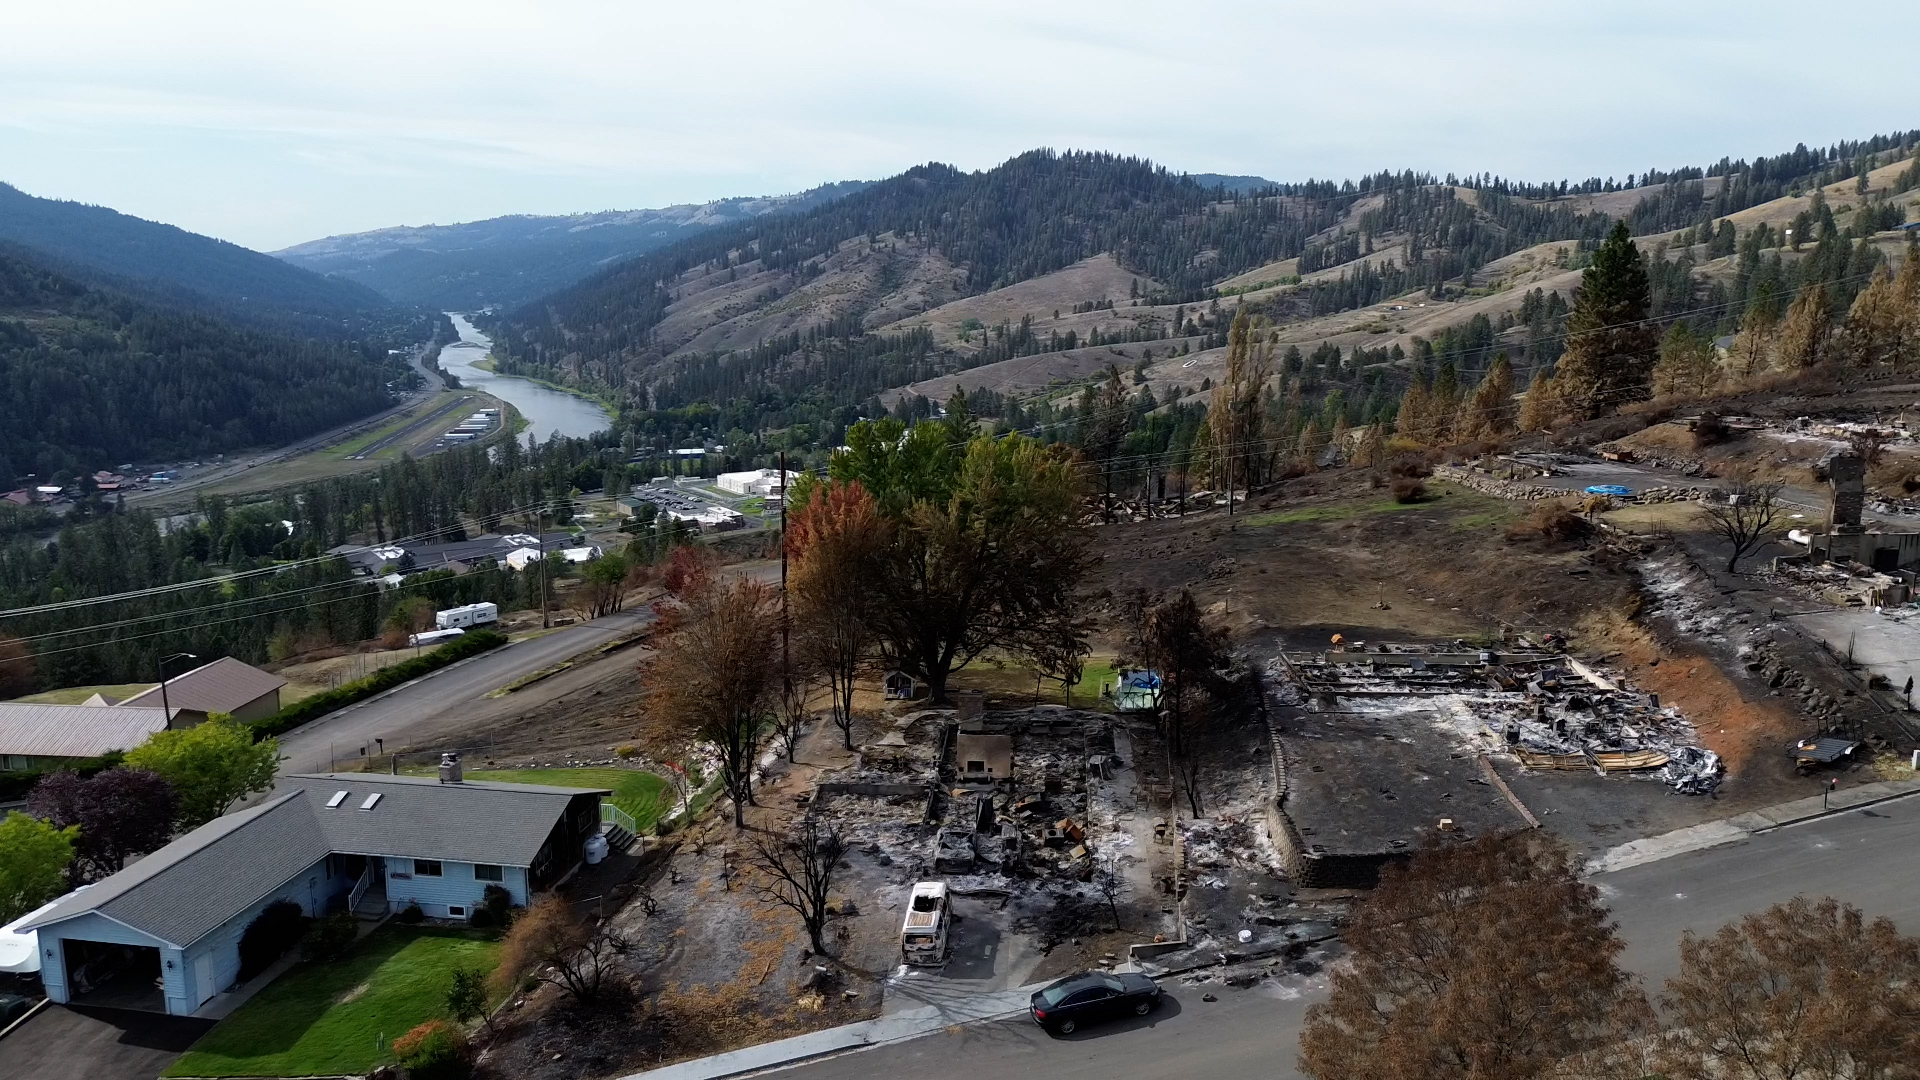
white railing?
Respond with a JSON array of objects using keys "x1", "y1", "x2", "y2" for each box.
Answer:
[
  {"x1": 347, "y1": 862, "x2": 374, "y2": 911},
  {"x1": 601, "y1": 801, "x2": 639, "y2": 837}
]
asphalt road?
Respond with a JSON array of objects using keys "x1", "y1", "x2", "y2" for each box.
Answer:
[
  {"x1": 771, "y1": 794, "x2": 1920, "y2": 1080},
  {"x1": 275, "y1": 608, "x2": 652, "y2": 774},
  {"x1": 0, "y1": 1004, "x2": 212, "y2": 1080}
]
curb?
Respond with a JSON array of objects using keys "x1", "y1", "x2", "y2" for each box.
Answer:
[{"x1": 1589, "y1": 780, "x2": 1920, "y2": 875}]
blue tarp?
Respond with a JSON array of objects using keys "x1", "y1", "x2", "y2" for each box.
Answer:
[{"x1": 1583, "y1": 484, "x2": 1632, "y2": 496}]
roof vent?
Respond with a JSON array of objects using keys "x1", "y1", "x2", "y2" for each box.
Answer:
[
  {"x1": 325, "y1": 790, "x2": 349, "y2": 808},
  {"x1": 358, "y1": 793, "x2": 383, "y2": 811}
]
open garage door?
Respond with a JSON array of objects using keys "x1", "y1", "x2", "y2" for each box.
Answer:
[{"x1": 61, "y1": 939, "x2": 164, "y2": 1013}]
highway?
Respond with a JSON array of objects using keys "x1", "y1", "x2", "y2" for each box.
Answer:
[
  {"x1": 769, "y1": 795, "x2": 1920, "y2": 1080},
  {"x1": 275, "y1": 608, "x2": 652, "y2": 774}
]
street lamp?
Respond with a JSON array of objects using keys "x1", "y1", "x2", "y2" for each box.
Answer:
[{"x1": 158, "y1": 652, "x2": 197, "y2": 730}]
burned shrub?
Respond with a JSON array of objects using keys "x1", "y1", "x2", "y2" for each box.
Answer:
[
  {"x1": 1387, "y1": 452, "x2": 1433, "y2": 479},
  {"x1": 1506, "y1": 501, "x2": 1592, "y2": 544},
  {"x1": 1389, "y1": 477, "x2": 1427, "y2": 504},
  {"x1": 1692, "y1": 410, "x2": 1730, "y2": 449}
]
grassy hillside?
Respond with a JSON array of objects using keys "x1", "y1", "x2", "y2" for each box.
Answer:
[{"x1": 483, "y1": 132, "x2": 1920, "y2": 460}]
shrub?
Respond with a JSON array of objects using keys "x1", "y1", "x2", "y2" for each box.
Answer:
[
  {"x1": 481, "y1": 884, "x2": 513, "y2": 928},
  {"x1": 1692, "y1": 410, "x2": 1730, "y2": 449},
  {"x1": 249, "y1": 631, "x2": 508, "y2": 741},
  {"x1": 1389, "y1": 478, "x2": 1426, "y2": 504},
  {"x1": 399, "y1": 902, "x2": 425, "y2": 924},
  {"x1": 614, "y1": 744, "x2": 639, "y2": 759},
  {"x1": 301, "y1": 911, "x2": 358, "y2": 961},
  {"x1": 445, "y1": 967, "x2": 488, "y2": 1026},
  {"x1": 1387, "y1": 451, "x2": 1433, "y2": 480},
  {"x1": 1506, "y1": 501, "x2": 1593, "y2": 543},
  {"x1": 392, "y1": 1019, "x2": 471, "y2": 1080},
  {"x1": 238, "y1": 900, "x2": 307, "y2": 981}
]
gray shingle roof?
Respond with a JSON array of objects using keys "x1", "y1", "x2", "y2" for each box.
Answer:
[
  {"x1": 19, "y1": 792, "x2": 331, "y2": 948},
  {"x1": 0, "y1": 704, "x2": 173, "y2": 759},
  {"x1": 118, "y1": 656, "x2": 286, "y2": 714},
  {"x1": 289, "y1": 773, "x2": 608, "y2": 866},
  {"x1": 20, "y1": 774, "x2": 608, "y2": 947}
]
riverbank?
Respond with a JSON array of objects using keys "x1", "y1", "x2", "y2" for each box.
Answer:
[{"x1": 440, "y1": 314, "x2": 614, "y2": 445}]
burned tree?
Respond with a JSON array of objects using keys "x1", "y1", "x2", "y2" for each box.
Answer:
[
  {"x1": 1701, "y1": 477, "x2": 1787, "y2": 572},
  {"x1": 1299, "y1": 832, "x2": 1649, "y2": 1080},
  {"x1": 788, "y1": 480, "x2": 888, "y2": 749},
  {"x1": 644, "y1": 577, "x2": 780, "y2": 828},
  {"x1": 1131, "y1": 589, "x2": 1230, "y2": 817},
  {"x1": 746, "y1": 817, "x2": 849, "y2": 955},
  {"x1": 1656, "y1": 896, "x2": 1920, "y2": 1080},
  {"x1": 489, "y1": 895, "x2": 631, "y2": 1004}
]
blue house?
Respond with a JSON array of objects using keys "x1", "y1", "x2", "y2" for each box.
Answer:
[{"x1": 19, "y1": 772, "x2": 612, "y2": 1016}]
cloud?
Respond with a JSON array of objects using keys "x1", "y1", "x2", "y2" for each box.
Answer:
[{"x1": 0, "y1": 0, "x2": 1913, "y2": 249}]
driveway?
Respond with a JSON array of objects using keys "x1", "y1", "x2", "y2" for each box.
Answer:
[{"x1": 0, "y1": 1004, "x2": 212, "y2": 1080}]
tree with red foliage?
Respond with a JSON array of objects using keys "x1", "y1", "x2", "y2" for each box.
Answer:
[
  {"x1": 27, "y1": 767, "x2": 177, "y2": 882},
  {"x1": 787, "y1": 479, "x2": 888, "y2": 748}
]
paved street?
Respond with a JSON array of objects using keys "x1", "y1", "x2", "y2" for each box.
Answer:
[
  {"x1": 766, "y1": 795, "x2": 1920, "y2": 1080},
  {"x1": 275, "y1": 608, "x2": 653, "y2": 774}
]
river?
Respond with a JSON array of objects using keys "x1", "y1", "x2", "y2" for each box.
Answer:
[{"x1": 438, "y1": 313, "x2": 613, "y2": 447}]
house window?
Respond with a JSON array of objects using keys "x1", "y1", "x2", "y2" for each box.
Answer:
[
  {"x1": 473, "y1": 864, "x2": 503, "y2": 882},
  {"x1": 447, "y1": 905, "x2": 466, "y2": 917},
  {"x1": 966, "y1": 760, "x2": 987, "y2": 773},
  {"x1": 414, "y1": 859, "x2": 443, "y2": 877}
]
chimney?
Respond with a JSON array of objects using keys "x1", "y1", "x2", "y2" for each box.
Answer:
[
  {"x1": 438, "y1": 752, "x2": 463, "y2": 784},
  {"x1": 1828, "y1": 452, "x2": 1866, "y2": 534}
]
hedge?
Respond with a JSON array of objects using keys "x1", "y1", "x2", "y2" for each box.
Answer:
[
  {"x1": 0, "y1": 751, "x2": 124, "y2": 803},
  {"x1": 249, "y1": 630, "x2": 508, "y2": 741}
]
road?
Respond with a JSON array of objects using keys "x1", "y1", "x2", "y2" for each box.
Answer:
[
  {"x1": 275, "y1": 608, "x2": 652, "y2": 774},
  {"x1": 769, "y1": 794, "x2": 1920, "y2": 1080}
]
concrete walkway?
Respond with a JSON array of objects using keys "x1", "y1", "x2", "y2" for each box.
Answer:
[
  {"x1": 1589, "y1": 778, "x2": 1920, "y2": 873},
  {"x1": 618, "y1": 981, "x2": 1047, "y2": 1080}
]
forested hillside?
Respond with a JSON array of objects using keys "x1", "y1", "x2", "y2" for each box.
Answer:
[
  {"x1": 488, "y1": 134, "x2": 1920, "y2": 468},
  {"x1": 275, "y1": 180, "x2": 871, "y2": 309},
  {"x1": 0, "y1": 245, "x2": 408, "y2": 481},
  {"x1": 0, "y1": 181, "x2": 389, "y2": 321}
]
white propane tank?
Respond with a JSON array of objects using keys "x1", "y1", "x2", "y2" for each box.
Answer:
[{"x1": 583, "y1": 833, "x2": 609, "y2": 865}]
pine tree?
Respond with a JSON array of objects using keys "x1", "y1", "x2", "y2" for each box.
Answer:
[
  {"x1": 1394, "y1": 375, "x2": 1432, "y2": 447},
  {"x1": 1840, "y1": 265, "x2": 1906, "y2": 368},
  {"x1": 1553, "y1": 221, "x2": 1657, "y2": 416},
  {"x1": 1457, "y1": 354, "x2": 1515, "y2": 441},
  {"x1": 1517, "y1": 369, "x2": 1561, "y2": 432},
  {"x1": 1776, "y1": 283, "x2": 1834, "y2": 369},
  {"x1": 1651, "y1": 323, "x2": 1722, "y2": 398},
  {"x1": 1729, "y1": 305, "x2": 1778, "y2": 380}
]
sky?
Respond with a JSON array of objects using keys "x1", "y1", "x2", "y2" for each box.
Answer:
[{"x1": 2, "y1": 0, "x2": 1914, "y2": 252}]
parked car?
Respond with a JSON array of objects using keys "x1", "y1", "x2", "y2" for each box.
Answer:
[
  {"x1": 1029, "y1": 971, "x2": 1160, "y2": 1034},
  {"x1": 0, "y1": 992, "x2": 35, "y2": 1026}
]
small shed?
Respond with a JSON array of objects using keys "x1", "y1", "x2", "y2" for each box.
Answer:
[
  {"x1": 883, "y1": 671, "x2": 925, "y2": 700},
  {"x1": 953, "y1": 733, "x2": 1013, "y2": 782}
]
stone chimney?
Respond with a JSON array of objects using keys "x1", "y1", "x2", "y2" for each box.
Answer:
[
  {"x1": 1828, "y1": 452, "x2": 1866, "y2": 534},
  {"x1": 438, "y1": 751, "x2": 463, "y2": 784}
]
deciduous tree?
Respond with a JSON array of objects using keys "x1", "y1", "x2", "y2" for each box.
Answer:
[
  {"x1": 1130, "y1": 589, "x2": 1229, "y2": 817},
  {"x1": 744, "y1": 817, "x2": 849, "y2": 956},
  {"x1": 1299, "y1": 831, "x2": 1649, "y2": 1080},
  {"x1": 1701, "y1": 477, "x2": 1787, "y2": 572},
  {"x1": 490, "y1": 894, "x2": 630, "y2": 1004},
  {"x1": 644, "y1": 577, "x2": 779, "y2": 827},
  {"x1": 0, "y1": 811, "x2": 77, "y2": 922},
  {"x1": 26, "y1": 767, "x2": 177, "y2": 881},
  {"x1": 124, "y1": 715, "x2": 278, "y2": 830},
  {"x1": 0, "y1": 635, "x2": 34, "y2": 700},
  {"x1": 787, "y1": 480, "x2": 888, "y2": 749},
  {"x1": 832, "y1": 428, "x2": 1091, "y2": 702},
  {"x1": 1208, "y1": 312, "x2": 1274, "y2": 488},
  {"x1": 1656, "y1": 896, "x2": 1920, "y2": 1080}
]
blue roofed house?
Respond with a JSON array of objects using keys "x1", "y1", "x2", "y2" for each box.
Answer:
[{"x1": 19, "y1": 770, "x2": 612, "y2": 1016}]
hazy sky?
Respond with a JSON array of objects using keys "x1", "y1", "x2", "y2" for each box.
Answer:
[{"x1": 3, "y1": 0, "x2": 1913, "y2": 251}]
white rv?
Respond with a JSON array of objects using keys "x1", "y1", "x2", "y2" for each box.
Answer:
[
  {"x1": 900, "y1": 880, "x2": 951, "y2": 965},
  {"x1": 433, "y1": 602, "x2": 499, "y2": 630}
]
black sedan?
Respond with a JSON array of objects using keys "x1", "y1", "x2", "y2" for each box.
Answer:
[{"x1": 1029, "y1": 971, "x2": 1161, "y2": 1034}]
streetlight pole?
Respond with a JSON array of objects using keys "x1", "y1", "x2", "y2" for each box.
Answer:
[{"x1": 158, "y1": 651, "x2": 197, "y2": 730}]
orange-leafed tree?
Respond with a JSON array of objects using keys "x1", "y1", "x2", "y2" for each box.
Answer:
[{"x1": 787, "y1": 480, "x2": 888, "y2": 748}]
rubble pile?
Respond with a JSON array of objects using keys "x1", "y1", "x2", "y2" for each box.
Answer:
[{"x1": 1275, "y1": 644, "x2": 1721, "y2": 794}]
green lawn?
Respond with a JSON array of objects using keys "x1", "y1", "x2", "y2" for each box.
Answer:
[
  {"x1": 11, "y1": 682, "x2": 154, "y2": 705},
  {"x1": 166, "y1": 927, "x2": 497, "y2": 1077},
  {"x1": 464, "y1": 767, "x2": 675, "y2": 832}
]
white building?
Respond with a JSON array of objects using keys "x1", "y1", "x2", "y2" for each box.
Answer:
[{"x1": 715, "y1": 469, "x2": 799, "y2": 496}]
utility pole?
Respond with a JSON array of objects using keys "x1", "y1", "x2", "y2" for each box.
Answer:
[
  {"x1": 538, "y1": 520, "x2": 551, "y2": 629},
  {"x1": 779, "y1": 450, "x2": 791, "y2": 712},
  {"x1": 157, "y1": 651, "x2": 196, "y2": 731}
]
